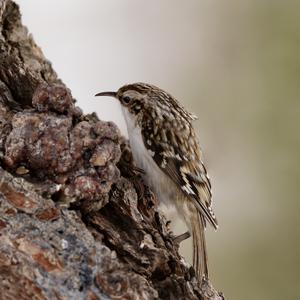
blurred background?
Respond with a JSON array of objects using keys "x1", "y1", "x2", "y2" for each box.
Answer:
[{"x1": 16, "y1": 1, "x2": 300, "y2": 299}]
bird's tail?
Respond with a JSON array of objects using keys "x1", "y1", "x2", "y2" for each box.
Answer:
[{"x1": 191, "y1": 208, "x2": 208, "y2": 279}]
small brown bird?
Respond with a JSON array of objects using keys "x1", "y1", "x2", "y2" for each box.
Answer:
[{"x1": 95, "y1": 83, "x2": 218, "y2": 279}]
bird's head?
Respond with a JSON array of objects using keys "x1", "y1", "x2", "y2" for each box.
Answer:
[
  {"x1": 95, "y1": 83, "x2": 154, "y2": 116},
  {"x1": 95, "y1": 82, "x2": 198, "y2": 123}
]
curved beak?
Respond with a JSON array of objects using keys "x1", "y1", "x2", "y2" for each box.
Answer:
[{"x1": 94, "y1": 91, "x2": 117, "y2": 98}]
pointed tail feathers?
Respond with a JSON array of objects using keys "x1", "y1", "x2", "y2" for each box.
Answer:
[{"x1": 191, "y1": 209, "x2": 208, "y2": 279}]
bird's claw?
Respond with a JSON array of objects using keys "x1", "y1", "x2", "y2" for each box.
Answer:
[{"x1": 172, "y1": 231, "x2": 191, "y2": 245}]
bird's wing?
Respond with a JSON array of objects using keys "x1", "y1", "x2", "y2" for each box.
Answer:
[
  {"x1": 141, "y1": 119, "x2": 218, "y2": 229},
  {"x1": 164, "y1": 154, "x2": 217, "y2": 229}
]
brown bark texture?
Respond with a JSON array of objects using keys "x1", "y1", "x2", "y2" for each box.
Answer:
[{"x1": 0, "y1": 1, "x2": 224, "y2": 299}]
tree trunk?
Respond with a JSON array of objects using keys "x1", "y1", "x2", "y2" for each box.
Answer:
[{"x1": 0, "y1": 1, "x2": 224, "y2": 299}]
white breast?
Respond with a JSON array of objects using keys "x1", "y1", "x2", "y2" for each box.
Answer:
[{"x1": 122, "y1": 108, "x2": 178, "y2": 207}]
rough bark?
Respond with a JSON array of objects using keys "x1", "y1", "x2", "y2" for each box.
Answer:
[{"x1": 0, "y1": 1, "x2": 224, "y2": 299}]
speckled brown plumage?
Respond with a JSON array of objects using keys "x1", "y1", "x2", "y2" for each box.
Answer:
[{"x1": 96, "y1": 82, "x2": 218, "y2": 279}]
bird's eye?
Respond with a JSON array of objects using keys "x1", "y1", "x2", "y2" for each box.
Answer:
[{"x1": 122, "y1": 96, "x2": 131, "y2": 104}]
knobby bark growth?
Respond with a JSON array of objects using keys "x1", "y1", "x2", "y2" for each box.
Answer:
[{"x1": 0, "y1": 1, "x2": 224, "y2": 299}]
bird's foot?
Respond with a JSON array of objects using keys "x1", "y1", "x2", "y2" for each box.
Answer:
[
  {"x1": 172, "y1": 231, "x2": 191, "y2": 245},
  {"x1": 165, "y1": 219, "x2": 191, "y2": 245}
]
